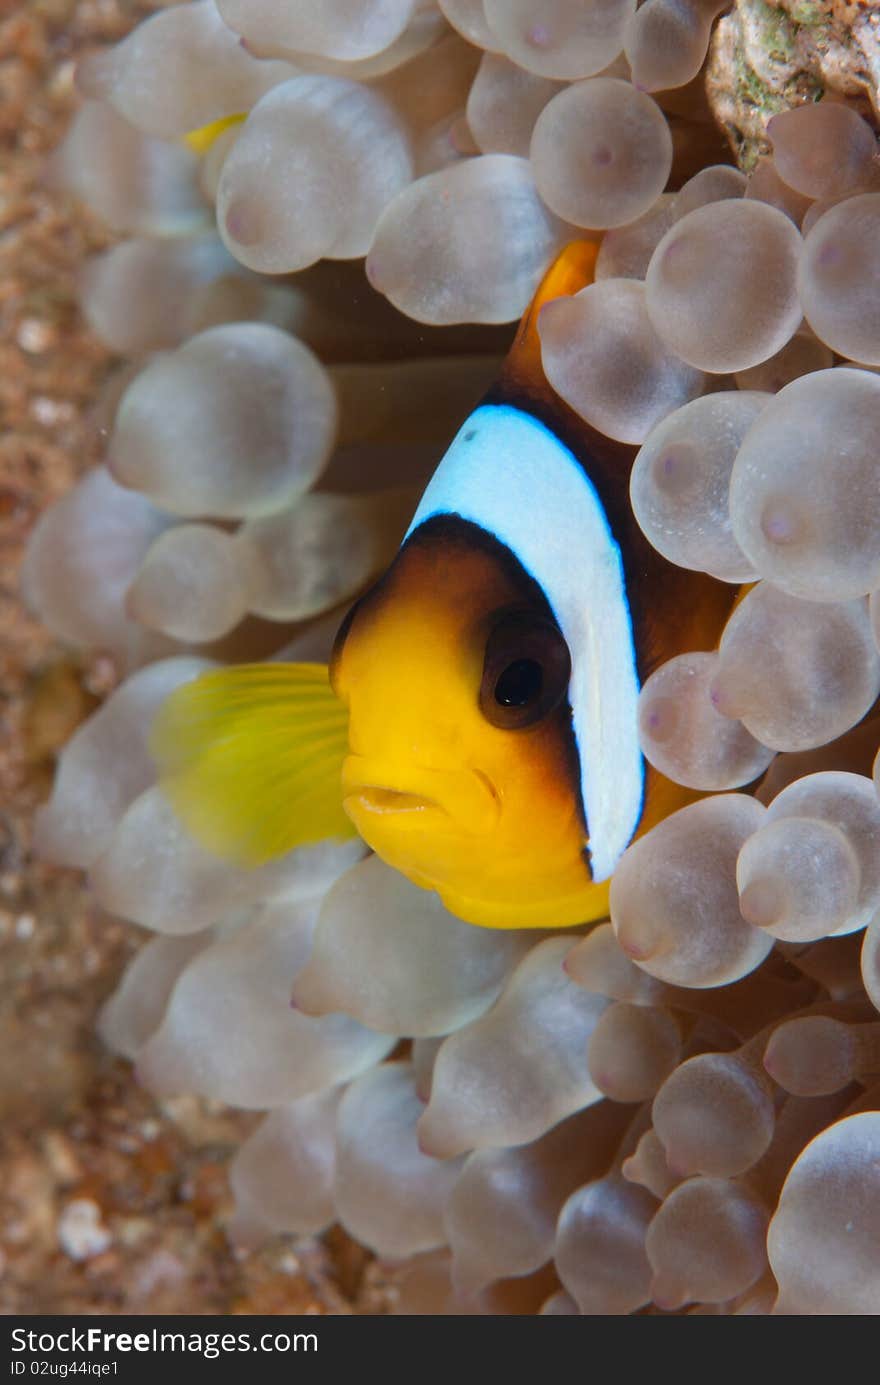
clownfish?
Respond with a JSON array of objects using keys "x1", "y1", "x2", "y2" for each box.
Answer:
[{"x1": 152, "y1": 242, "x2": 736, "y2": 930}]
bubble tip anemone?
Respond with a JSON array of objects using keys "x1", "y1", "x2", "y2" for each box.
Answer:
[
  {"x1": 617, "y1": 934, "x2": 654, "y2": 962},
  {"x1": 74, "y1": 51, "x2": 113, "y2": 100},
  {"x1": 134, "y1": 1038, "x2": 184, "y2": 1099},
  {"x1": 415, "y1": 1112, "x2": 463, "y2": 1161},
  {"x1": 650, "y1": 1276, "x2": 688, "y2": 1312},
  {"x1": 289, "y1": 972, "x2": 327, "y2": 1016}
]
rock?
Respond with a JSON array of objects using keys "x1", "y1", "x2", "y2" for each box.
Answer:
[{"x1": 706, "y1": 0, "x2": 879, "y2": 170}]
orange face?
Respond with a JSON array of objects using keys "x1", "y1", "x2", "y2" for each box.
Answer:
[{"x1": 331, "y1": 521, "x2": 613, "y2": 929}]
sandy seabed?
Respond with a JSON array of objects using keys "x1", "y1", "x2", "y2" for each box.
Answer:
[{"x1": 0, "y1": 0, "x2": 388, "y2": 1316}]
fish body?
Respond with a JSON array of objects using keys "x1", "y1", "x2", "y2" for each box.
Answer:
[{"x1": 154, "y1": 242, "x2": 736, "y2": 929}]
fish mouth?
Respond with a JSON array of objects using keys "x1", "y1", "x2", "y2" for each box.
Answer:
[
  {"x1": 342, "y1": 757, "x2": 499, "y2": 834},
  {"x1": 348, "y1": 786, "x2": 442, "y2": 816}
]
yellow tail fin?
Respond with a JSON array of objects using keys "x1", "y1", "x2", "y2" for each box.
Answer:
[{"x1": 150, "y1": 662, "x2": 356, "y2": 865}]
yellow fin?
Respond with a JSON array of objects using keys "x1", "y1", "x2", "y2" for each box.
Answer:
[
  {"x1": 183, "y1": 113, "x2": 245, "y2": 155},
  {"x1": 500, "y1": 240, "x2": 599, "y2": 397},
  {"x1": 150, "y1": 662, "x2": 356, "y2": 866}
]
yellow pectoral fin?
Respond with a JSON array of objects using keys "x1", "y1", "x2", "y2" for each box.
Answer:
[{"x1": 150, "y1": 662, "x2": 356, "y2": 866}]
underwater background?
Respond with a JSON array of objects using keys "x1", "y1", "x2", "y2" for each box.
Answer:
[{"x1": 2, "y1": 0, "x2": 369, "y2": 1314}]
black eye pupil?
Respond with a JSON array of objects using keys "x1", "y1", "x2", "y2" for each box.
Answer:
[
  {"x1": 494, "y1": 658, "x2": 543, "y2": 708},
  {"x1": 480, "y1": 608, "x2": 570, "y2": 730}
]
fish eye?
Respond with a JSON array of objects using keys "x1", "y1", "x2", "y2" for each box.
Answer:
[
  {"x1": 480, "y1": 609, "x2": 571, "y2": 730},
  {"x1": 494, "y1": 658, "x2": 544, "y2": 707}
]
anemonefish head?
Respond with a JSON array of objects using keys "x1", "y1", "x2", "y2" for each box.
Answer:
[{"x1": 331, "y1": 402, "x2": 645, "y2": 930}]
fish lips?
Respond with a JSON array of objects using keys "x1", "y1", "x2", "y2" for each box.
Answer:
[{"x1": 341, "y1": 756, "x2": 500, "y2": 836}]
